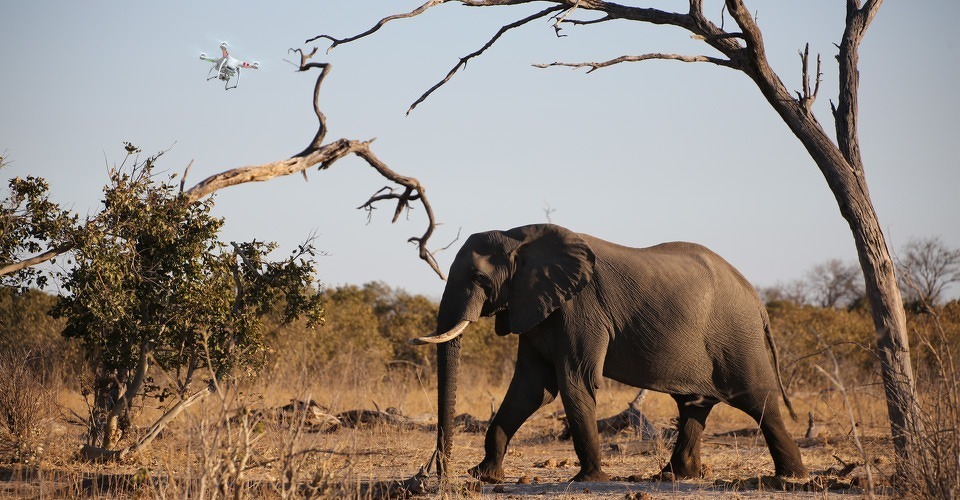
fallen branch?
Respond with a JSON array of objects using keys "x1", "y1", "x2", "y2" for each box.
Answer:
[{"x1": 79, "y1": 382, "x2": 215, "y2": 463}]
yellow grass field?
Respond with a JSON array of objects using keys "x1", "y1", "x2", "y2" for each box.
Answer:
[{"x1": 1, "y1": 361, "x2": 901, "y2": 499}]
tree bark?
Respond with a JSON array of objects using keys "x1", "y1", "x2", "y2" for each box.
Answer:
[{"x1": 723, "y1": 0, "x2": 917, "y2": 474}]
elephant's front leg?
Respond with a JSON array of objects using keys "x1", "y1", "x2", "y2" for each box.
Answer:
[
  {"x1": 470, "y1": 339, "x2": 558, "y2": 483},
  {"x1": 558, "y1": 374, "x2": 610, "y2": 482}
]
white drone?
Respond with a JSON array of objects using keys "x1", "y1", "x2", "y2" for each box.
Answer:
[{"x1": 199, "y1": 42, "x2": 259, "y2": 90}]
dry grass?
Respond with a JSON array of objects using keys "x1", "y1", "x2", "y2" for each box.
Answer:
[
  {"x1": 0, "y1": 356, "x2": 906, "y2": 499},
  {"x1": 0, "y1": 350, "x2": 59, "y2": 466}
]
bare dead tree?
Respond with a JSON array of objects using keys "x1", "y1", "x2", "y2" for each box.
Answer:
[
  {"x1": 1, "y1": 49, "x2": 445, "y2": 280},
  {"x1": 806, "y1": 258, "x2": 864, "y2": 309},
  {"x1": 312, "y1": 0, "x2": 920, "y2": 478},
  {"x1": 896, "y1": 236, "x2": 960, "y2": 307}
]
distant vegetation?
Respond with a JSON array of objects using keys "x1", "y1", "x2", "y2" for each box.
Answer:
[
  {"x1": 2, "y1": 149, "x2": 957, "y2": 496},
  {"x1": 4, "y1": 277, "x2": 957, "y2": 395}
]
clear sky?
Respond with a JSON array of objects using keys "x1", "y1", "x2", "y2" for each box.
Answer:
[{"x1": 1, "y1": 1, "x2": 958, "y2": 299}]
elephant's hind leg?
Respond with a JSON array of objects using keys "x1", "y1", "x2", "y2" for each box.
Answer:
[
  {"x1": 662, "y1": 394, "x2": 717, "y2": 479},
  {"x1": 728, "y1": 391, "x2": 807, "y2": 478},
  {"x1": 470, "y1": 338, "x2": 558, "y2": 483}
]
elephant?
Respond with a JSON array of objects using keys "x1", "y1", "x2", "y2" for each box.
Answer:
[{"x1": 412, "y1": 223, "x2": 807, "y2": 483}]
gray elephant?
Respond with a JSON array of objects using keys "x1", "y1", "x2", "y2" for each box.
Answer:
[{"x1": 412, "y1": 223, "x2": 807, "y2": 483}]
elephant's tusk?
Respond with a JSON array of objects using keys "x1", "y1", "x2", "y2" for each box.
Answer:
[{"x1": 409, "y1": 320, "x2": 471, "y2": 345}]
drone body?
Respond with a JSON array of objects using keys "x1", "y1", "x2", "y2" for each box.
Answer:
[{"x1": 199, "y1": 42, "x2": 259, "y2": 90}]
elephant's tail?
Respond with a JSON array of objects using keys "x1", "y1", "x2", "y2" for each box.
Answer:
[{"x1": 762, "y1": 308, "x2": 798, "y2": 421}]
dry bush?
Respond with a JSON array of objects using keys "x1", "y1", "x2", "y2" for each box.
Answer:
[
  {"x1": 0, "y1": 288, "x2": 82, "y2": 388},
  {"x1": 117, "y1": 368, "x2": 364, "y2": 499},
  {"x1": 766, "y1": 301, "x2": 877, "y2": 388},
  {"x1": 899, "y1": 305, "x2": 960, "y2": 498},
  {"x1": 0, "y1": 349, "x2": 58, "y2": 464},
  {"x1": 265, "y1": 283, "x2": 519, "y2": 393}
]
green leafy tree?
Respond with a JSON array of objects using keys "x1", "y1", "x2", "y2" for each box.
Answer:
[
  {"x1": 52, "y1": 147, "x2": 323, "y2": 452},
  {"x1": 0, "y1": 155, "x2": 78, "y2": 290}
]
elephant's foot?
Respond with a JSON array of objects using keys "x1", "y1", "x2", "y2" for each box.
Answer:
[
  {"x1": 659, "y1": 459, "x2": 702, "y2": 480},
  {"x1": 469, "y1": 461, "x2": 504, "y2": 484},
  {"x1": 571, "y1": 468, "x2": 610, "y2": 482},
  {"x1": 774, "y1": 460, "x2": 809, "y2": 480},
  {"x1": 770, "y1": 438, "x2": 808, "y2": 479}
]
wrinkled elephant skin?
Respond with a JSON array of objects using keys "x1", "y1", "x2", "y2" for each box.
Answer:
[{"x1": 426, "y1": 223, "x2": 807, "y2": 483}]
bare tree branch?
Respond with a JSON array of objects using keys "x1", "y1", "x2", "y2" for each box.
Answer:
[
  {"x1": 406, "y1": 5, "x2": 564, "y2": 114},
  {"x1": 0, "y1": 243, "x2": 72, "y2": 278},
  {"x1": 79, "y1": 382, "x2": 216, "y2": 462},
  {"x1": 833, "y1": 0, "x2": 884, "y2": 172},
  {"x1": 723, "y1": 0, "x2": 765, "y2": 58},
  {"x1": 796, "y1": 43, "x2": 822, "y2": 114},
  {"x1": 307, "y1": 1, "x2": 740, "y2": 112},
  {"x1": 305, "y1": 0, "x2": 447, "y2": 51},
  {"x1": 351, "y1": 146, "x2": 444, "y2": 278},
  {"x1": 534, "y1": 52, "x2": 737, "y2": 73},
  {"x1": 560, "y1": 14, "x2": 614, "y2": 27},
  {"x1": 2, "y1": 54, "x2": 446, "y2": 281},
  {"x1": 551, "y1": 0, "x2": 581, "y2": 37},
  {"x1": 288, "y1": 47, "x2": 330, "y2": 157},
  {"x1": 179, "y1": 160, "x2": 193, "y2": 193}
]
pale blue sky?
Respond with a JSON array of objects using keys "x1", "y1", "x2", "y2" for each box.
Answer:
[{"x1": 1, "y1": 1, "x2": 957, "y2": 299}]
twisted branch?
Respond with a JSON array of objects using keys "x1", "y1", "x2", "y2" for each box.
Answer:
[
  {"x1": 289, "y1": 47, "x2": 330, "y2": 157},
  {"x1": 3, "y1": 50, "x2": 446, "y2": 281}
]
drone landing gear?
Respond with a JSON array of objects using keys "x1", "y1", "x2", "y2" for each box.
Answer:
[{"x1": 225, "y1": 68, "x2": 240, "y2": 90}]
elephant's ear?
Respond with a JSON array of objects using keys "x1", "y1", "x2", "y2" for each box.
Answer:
[{"x1": 506, "y1": 224, "x2": 596, "y2": 334}]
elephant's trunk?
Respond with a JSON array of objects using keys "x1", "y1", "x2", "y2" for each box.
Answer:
[
  {"x1": 436, "y1": 336, "x2": 461, "y2": 480},
  {"x1": 425, "y1": 285, "x2": 483, "y2": 479}
]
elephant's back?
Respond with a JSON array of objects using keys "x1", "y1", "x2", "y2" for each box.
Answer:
[
  {"x1": 583, "y1": 235, "x2": 756, "y2": 293},
  {"x1": 582, "y1": 235, "x2": 771, "y2": 396}
]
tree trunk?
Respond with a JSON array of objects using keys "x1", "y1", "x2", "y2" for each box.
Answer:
[{"x1": 735, "y1": 33, "x2": 918, "y2": 474}]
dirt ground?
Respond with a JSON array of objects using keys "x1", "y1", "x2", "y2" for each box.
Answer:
[
  {"x1": 300, "y1": 399, "x2": 897, "y2": 498},
  {"x1": 0, "y1": 378, "x2": 899, "y2": 498}
]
